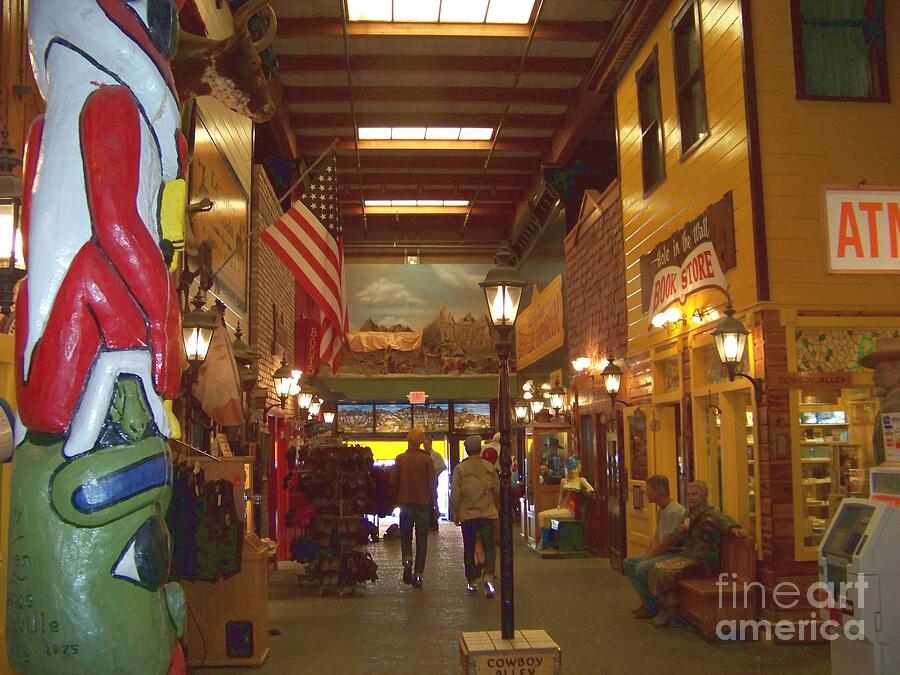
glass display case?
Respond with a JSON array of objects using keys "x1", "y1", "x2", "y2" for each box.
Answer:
[
  {"x1": 798, "y1": 401, "x2": 861, "y2": 547},
  {"x1": 520, "y1": 421, "x2": 573, "y2": 546}
]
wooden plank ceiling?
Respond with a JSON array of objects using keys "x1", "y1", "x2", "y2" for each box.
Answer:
[{"x1": 269, "y1": 0, "x2": 626, "y2": 250}]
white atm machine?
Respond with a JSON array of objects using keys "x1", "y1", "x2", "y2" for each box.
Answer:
[{"x1": 819, "y1": 465, "x2": 900, "y2": 675}]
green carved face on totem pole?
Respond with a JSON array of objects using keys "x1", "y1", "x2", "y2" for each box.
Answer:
[{"x1": 7, "y1": 379, "x2": 185, "y2": 674}]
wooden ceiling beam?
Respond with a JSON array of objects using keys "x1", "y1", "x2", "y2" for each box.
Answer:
[
  {"x1": 277, "y1": 18, "x2": 611, "y2": 42},
  {"x1": 331, "y1": 155, "x2": 536, "y2": 172},
  {"x1": 284, "y1": 86, "x2": 573, "y2": 105},
  {"x1": 279, "y1": 54, "x2": 592, "y2": 75},
  {"x1": 338, "y1": 188, "x2": 522, "y2": 200},
  {"x1": 341, "y1": 201, "x2": 514, "y2": 221},
  {"x1": 292, "y1": 112, "x2": 563, "y2": 131},
  {"x1": 335, "y1": 172, "x2": 530, "y2": 187},
  {"x1": 300, "y1": 136, "x2": 548, "y2": 154}
]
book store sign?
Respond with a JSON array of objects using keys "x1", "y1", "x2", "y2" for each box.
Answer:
[{"x1": 640, "y1": 192, "x2": 737, "y2": 316}]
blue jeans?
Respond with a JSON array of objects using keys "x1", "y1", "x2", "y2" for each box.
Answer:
[
  {"x1": 461, "y1": 518, "x2": 496, "y2": 582},
  {"x1": 400, "y1": 505, "x2": 432, "y2": 575},
  {"x1": 624, "y1": 554, "x2": 678, "y2": 614}
]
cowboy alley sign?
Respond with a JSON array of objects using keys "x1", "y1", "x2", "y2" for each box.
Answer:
[{"x1": 640, "y1": 192, "x2": 737, "y2": 316}]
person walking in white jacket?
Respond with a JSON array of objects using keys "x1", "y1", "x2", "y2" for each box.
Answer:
[{"x1": 451, "y1": 435, "x2": 500, "y2": 598}]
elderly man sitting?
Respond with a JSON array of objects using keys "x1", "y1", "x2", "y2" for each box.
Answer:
[
  {"x1": 647, "y1": 480, "x2": 747, "y2": 627},
  {"x1": 624, "y1": 475, "x2": 685, "y2": 618}
]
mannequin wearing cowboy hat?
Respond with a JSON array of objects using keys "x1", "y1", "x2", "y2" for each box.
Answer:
[
  {"x1": 860, "y1": 336, "x2": 900, "y2": 466},
  {"x1": 536, "y1": 457, "x2": 594, "y2": 549}
]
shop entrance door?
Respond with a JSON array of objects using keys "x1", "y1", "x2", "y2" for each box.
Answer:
[
  {"x1": 606, "y1": 410, "x2": 627, "y2": 572},
  {"x1": 654, "y1": 404, "x2": 687, "y2": 501},
  {"x1": 580, "y1": 413, "x2": 607, "y2": 554}
]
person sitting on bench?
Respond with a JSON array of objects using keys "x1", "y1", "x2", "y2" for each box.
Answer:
[
  {"x1": 647, "y1": 480, "x2": 747, "y2": 628},
  {"x1": 624, "y1": 474, "x2": 686, "y2": 619},
  {"x1": 536, "y1": 457, "x2": 593, "y2": 549}
]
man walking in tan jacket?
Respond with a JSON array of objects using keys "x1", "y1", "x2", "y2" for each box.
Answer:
[
  {"x1": 451, "y1": 435, "x2": 500, "y2": 598},
  {"x1": 392, "y1": 427, "x2": 436, "y2": 588}
]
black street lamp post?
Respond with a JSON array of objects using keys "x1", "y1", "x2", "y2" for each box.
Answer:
[
  {"x1": 513, "y1": 399, "x2": 528, "y2": 483},
  {"x1": 479, "y1": 243, "x2": 526, "y2": 640}
]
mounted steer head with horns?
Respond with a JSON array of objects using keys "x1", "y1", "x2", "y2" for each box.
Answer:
[{"x1": 172, "y1": 0, "x2": 277, "y2": 123}]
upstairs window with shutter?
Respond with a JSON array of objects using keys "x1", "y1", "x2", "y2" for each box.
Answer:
[
  {"x1": 792, "y1": 0, "x2": 889, "y2": 101},
  {"x1": 672, "y1": 0, "x2": 708, "y2": 156},
  {"x1": 637, "y1": 48, "x2": 666, "y2": 195}
]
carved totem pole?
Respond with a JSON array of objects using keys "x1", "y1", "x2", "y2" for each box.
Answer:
[{"x1": 7, "y1": 1, "x2": 187, "y2": 672}]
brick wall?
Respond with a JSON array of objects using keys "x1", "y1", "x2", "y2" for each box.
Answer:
[
  {"x1": 564, "y1": 180, "x2": 626, "y2": 406},
  {"x1": 250, "y1": 165, "x2": 296, "y2": 417},
  {"x1": 753, "y1": 309, "x2": 817, "y2": 624}
]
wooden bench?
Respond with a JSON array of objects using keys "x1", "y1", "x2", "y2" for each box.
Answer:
[{"x1": 677, "y1": 534, "x2": 757, "y2": 641}]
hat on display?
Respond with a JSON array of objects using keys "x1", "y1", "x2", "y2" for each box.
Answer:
[
  {"x1": 464, "y1": 435, "x2": 483, "y2": 455},
  {"x1": 407, "y1": 426, "x2": 426, "y2": 447},
  {"x1": 859, "y1": 337, "x2": 900, "y2": 368},
  {"x1": 565, "y1": 457, "x2": 581, "y2": 470}
]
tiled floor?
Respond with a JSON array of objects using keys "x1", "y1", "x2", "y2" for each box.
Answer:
[{"x1": 212, "y1": 524, "x2": 829, "y2": 674}]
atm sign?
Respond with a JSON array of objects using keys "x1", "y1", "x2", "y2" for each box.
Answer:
[{"x1": 824, "y1": 187, "x2": 900, "y2": 273}]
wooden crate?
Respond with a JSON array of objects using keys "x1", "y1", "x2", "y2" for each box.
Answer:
[{"x1": 459, "y1": 630, "x2": 560, "y2": 674}]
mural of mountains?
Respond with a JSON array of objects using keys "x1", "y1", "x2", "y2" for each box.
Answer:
[
  {"x1": 422, "y1": 306, "x2": 491, "y2": 351},
  {"x1": 358, "y1": 318, "x2": 413, "y2": 332}
]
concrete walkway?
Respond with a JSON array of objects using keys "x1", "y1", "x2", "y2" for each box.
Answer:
[{"x1": 213, "y1": 524, "x2": 829, "y2": 674}]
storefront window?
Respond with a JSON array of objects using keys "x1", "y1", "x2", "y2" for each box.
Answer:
[
  {"x1": 740, "y1": 393, "x2": 756, "y2": 536},
  {"x1": 796, "y1": 387, "x2": 879, "y2": 547},
  {"x1": 700, "y1": 395, "x2": 723, "y2": 509}
]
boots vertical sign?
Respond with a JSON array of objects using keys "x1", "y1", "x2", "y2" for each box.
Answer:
[{"x1": 640, "y1": 192, "x2": 737, "y2": 315}]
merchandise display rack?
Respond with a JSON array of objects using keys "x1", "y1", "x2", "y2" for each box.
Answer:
[{"x1": 291, "y1": 443, "x2": 378, "y2": 596}]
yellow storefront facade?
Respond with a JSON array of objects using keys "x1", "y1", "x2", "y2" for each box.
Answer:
[{"x1": 614, "y1": 0, "x2": 900, "y2": 630}]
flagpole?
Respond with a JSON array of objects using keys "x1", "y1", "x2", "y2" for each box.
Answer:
[{"x1": 210, "y1": 138, "x2": 340, "y2": 279}]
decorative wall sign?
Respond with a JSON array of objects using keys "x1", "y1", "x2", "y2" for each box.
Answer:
[
  {"x1": 189, "y1": 110, "x2": 250, "y2": 314},
  {"x1": 454, "y1": 402, "x2": 492, "y2": 430},
  {"x1": 629, "y1": 412, "x2": 649, "y2": 482},
  {"x1": 772, "y1": 372, "x2": 853, "y2": 388},
  {"x1": 640, "y1": 192, "x2": 736, "y2": 313},
  {"x1": 374, "y1": 404, "x2": 412, "y2": 433},
  {"x1": 338, "y1": 404, "x2": 375, "y2": 434},
  {"x1": 795, "y1": 329, "x2": 900, "y2": 372},
  {"x1": 823, "y1": 186, "x2": 900, "y2": 273},
  {"x1": 414, "y1": 402, "x2": 450, "y2": 432},
  {"x1": 657, "y1": 357, "x2": 681, "y2": 394},
  {"x1": 515, "y1": 275, "x2": 565, "y2": 369}
]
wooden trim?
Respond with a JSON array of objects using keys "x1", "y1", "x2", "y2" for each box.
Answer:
[
  {"x1": 671, "y1": 0, "x2": 710, "y2": 158},
  {"x1": 335, "y1": 172, "x2": 532, "y2": 187},
  {"x1": 739, "y1": 0, "x2": 771, "y2": 302},
  {"x1": 279, "y1": 54, "x2": 593, "y2": 76},
  {"x1": 280, "y1": 17, "x2": 612, "y2": 42},
  {"x1": 284, "y1": 85, "x2": 574, "y2": 105},
  {"x1": 635, "y1": 46, "x2": 666, "y2": 197},
  {"x1": 292, "y1": 111, "x2": 565, "y2": 131},
  {"x1": 331, "y1": 155, "x2": 536, "y2": 172},
  {"x1": 297, "y1": 138, "x2": 549, "y2": 153},
  {"x1": 789, "y1": 0, "x2": 891, "y2": 103}
]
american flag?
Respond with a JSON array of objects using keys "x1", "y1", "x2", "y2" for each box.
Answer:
[{"x1": 259, "y1": 150, "x2": 348, "y2": 373}]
